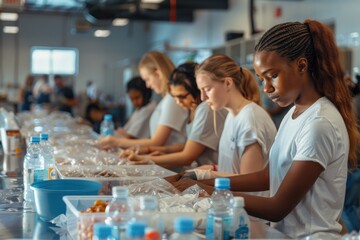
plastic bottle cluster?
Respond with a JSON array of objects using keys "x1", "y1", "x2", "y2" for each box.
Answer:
[
  {"x1": 206, "y1": 178, "x2": 250, "y2": 240},
  {"x1": 96, "y1": 186, "x2": 200, "y2": 240},
  {"x1": 23, "y1": 133, "x2": 56, "y2": 210}
]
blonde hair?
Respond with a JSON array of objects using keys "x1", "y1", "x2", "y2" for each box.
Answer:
[
  {"x1": 138, "y1": 51, "x2": 175, "y2": 96},
  {"x1": 195, "y1": 54, "x2": 261, "y2": 106}
]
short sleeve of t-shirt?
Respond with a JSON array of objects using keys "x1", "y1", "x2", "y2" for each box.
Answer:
[
  {"x1": 123, "y1": 101, "x2": 156, "y2": 138},
  {"x1": 157, "y1": 94, "x2": 188, "y2": 132},
  {"x1": 188, "y1": 102, "x2": 226, "y2": 151},
  {"x1": 293, "y1": 117, "x2": 336, "y2": 169}
]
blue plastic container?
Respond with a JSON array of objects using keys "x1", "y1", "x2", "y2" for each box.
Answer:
[{"x1": 30, "y1": 179, "x2": 101, "y2": 221}]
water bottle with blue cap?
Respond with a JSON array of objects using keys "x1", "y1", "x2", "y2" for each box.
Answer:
[
  {"x1": 93, "y1": 223, "x2": 116, "y2": 240},
  {"x1": 23, "y1": 136, "x2": 45, "y2": 210},
  {"x1": 39, "y1": 133, "x2": 56, "y2": 180},
  {"x1": 126, "y1": 221, "x2": 146, "y2": 240},
  {"x1": 100, "y1": 114, "x2": 114, "y2": 136},
  {"x1": 169, "y1": 217, "x2": 199, "y2": 240},
  {"x1": 206, "y1": 178, "x2": 234, "y2": 240}
]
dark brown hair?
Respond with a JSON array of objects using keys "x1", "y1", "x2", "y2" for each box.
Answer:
[{"x1": 255, "y1": 19, "x2": 359, "y2": 167}]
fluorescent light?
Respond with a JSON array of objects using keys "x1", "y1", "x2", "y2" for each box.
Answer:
[
  {"x1": 141, "y1": 0, "x2": 164, "y2": 3},
  {"x1": 94, "y1": 30, "x2": 110, "y2": 38},
  {"x1": 0, "y1": 13, "x2": 19, "y2": 21},
  {"x1": 112, "y1": 18, "x2": 129, "y2": 26},
  {"x1": 3, "y1": 26, "x2": 19, "y2": 34}
]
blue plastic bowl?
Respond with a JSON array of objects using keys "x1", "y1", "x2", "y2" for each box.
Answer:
[{"x1": 30, "y1": 179, "x2": 101, "y2": 221}]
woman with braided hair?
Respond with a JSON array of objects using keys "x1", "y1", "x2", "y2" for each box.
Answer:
[{"x1": 172, "y1": 19, "x2": 359, "y2": 238}]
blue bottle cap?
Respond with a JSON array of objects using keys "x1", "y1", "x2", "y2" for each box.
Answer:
[
  {"x1": 104, "y1": 114, "x2": 112, "y2": 121},
  {"x1": 174, "y1": 217, "x2": 194, "y2": 233},
  {"x1": 30, "y1": 136, "x2": 40, "y2": 143},
  {"x1": 39, "y1": 133, "x2": 49, "y2": 141},
  {"x1": 93, "y1": 223, "x2": 113, "y2": 238},
  {"x1": 215, "y1": 178, "x2": 230, "y2": 190},
  {"x1": 126, "y1": 221, "x2": 146, "y2": 238}
]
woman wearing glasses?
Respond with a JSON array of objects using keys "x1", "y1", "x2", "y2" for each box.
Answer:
[
  {"x1": 122, "y1": 62, "x2": 227, "y2": 172},
  {"x1": 98, "y1": 51, "x2": 188, "y2": 150}
]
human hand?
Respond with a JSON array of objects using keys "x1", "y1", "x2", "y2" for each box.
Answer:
[
  {"x1": 97, "y1": 135, "x2": 121, "y2": 150},
  {"x1": 171, "y1": 178, "x2": 215, "y2": 195},
  {"x1": 119, "y1": 145, "x2": 140, "y2": 159},
  {"x1": 126, "y1": 151, "x2": 151, "y2": 165}
]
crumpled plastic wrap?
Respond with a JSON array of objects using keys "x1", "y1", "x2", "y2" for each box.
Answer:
[
  {"x1": 56, "y1": 165, "x2": 171, "y2": 179},
  {"x1": 55, "y1": 153, "x2": 126, "y2": 166}
]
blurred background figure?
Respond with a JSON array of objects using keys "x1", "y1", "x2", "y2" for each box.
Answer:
[
  {"x1": 86, "y1": 80, "x2": 98, "y2": 103},
  {"x1": 34, "y1": 74, "x2": 52, "y2": 110},
  {"x1": 84, "y1": 102, "x2": 107, "y2": 133},
  {"x1": 53, "y1": 75, "x2": 77, "y2": 115},
  {"x1": 18, "y1": 74, "x2": 34, "y2": 112},
  {"x1": 116, "y1": 76, "x2": 156, "y2": 139}
]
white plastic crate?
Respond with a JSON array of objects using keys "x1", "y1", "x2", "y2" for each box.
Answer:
[{"x1": 63, "y1": 195, "x2": 207, "y2": 240}]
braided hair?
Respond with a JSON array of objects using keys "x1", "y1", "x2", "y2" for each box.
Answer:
[{"x1": 255, "y1": 19, "x2": 359, "y2": 167}]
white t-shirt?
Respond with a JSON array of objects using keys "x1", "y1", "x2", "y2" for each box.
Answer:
[
  {"x1": 123, "y1": 101, "x2": 157, "y2": 139},
  {"x1": 218, "y1": 103, "x2": 276, "y2": 197},
  {"x1": 269, "y1": 97, "x2": 349, "y2": 239},
  {"x1": 186, "y1": 102, "x2": 227, "y2": 166},
  {"x1": 149, "y1": 93, "x2": 188, "y2": 146}
]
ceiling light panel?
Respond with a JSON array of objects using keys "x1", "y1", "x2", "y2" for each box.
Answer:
[
  {"x1": 0, "y1": 13, "x2": 19, "y2": 21},
  {"x1": 3, "y1": 26, "x2": 19, "y2": 34}
]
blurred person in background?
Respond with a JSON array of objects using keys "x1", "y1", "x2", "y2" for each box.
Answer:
[
  {"x1": 18, "y1": 74, "x2": 34, "y2": 111},
  {"x1": 98, "y1": 51, "x2": 188, "y2": 150},
  {"x1": 53, "y1": 75, "x2": 77, "y2": 116},
  {"x1": 116, "y1": 76, "x2": 156, "y2": 139}
]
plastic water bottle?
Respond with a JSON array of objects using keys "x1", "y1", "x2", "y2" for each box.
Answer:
[
  {"x1": 23, "y1": 136, "x2": 45, "y2": 210},
  {"x1": 39, "y1": 133, "x2": 56, "y2": 180},
  {"x1": 206, "y1": 178, "x2": 234, "y2": 240},
  {"x1": 169, "y1": 217, "x2": 199, "y2": 240},
  {"x1": 100, "y1": 114, "x2": 114, "y2": 136},
  {"x1": 232, "y1": 197, "x2": 250, "y2": 239},
  {"x1": 105, "y1": 186, "x2": 132, "y2": 239},
  {"x1": 126, "y1": 221, "x2": 146, "y2": 240},
  {"x1": 93, "y1": 223, "x2": 116, "y2": 240},
  {"x1": 137, "y1": 195, "x2": 162, "y2": 239}
]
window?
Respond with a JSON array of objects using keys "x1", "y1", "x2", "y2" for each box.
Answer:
[{"x1": 31, "y1": 47, "x2": 78, "y2": 75}]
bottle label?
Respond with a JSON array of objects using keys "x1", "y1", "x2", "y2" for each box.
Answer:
[
  {"x1": 33, "y1": 169, "x2": 46, "y2": 183},
  {"x1": 234, "y1": 215, "x2": 250, "y2": 239},
  {"x1": 206, "y1": 215, "x2": 232, "y2": 240},
  {"x1": 102, "y1": 128, "x2": 113, "y2": 136}
]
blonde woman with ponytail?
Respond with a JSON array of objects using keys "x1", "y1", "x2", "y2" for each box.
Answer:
[{"x1": 193, "y1": 54, "x2": 277, "y2": 187}]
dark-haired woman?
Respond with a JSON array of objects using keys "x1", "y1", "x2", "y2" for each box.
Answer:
[
  {"x1": 174, "y1": 19, "x2": 359, "y2": 239},
  {"x1": 116, "y1": 76, "x2": 156, "y2": 139},
  {"x1": 123, "y1": 62, "x2": 227, "y2": 172}
]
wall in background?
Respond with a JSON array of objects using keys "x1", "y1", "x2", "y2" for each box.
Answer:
[
  {"x1": 148, "y1": 0, "x2": 360, "y2": 71},
  {"x1": 0, "y1": 13, "x2": 149, "y2": 97}
]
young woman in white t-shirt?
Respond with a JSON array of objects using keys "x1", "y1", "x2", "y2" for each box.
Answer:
[
  {"x1": 173, "y1": 20, "x2": 359, "y2": 239},
  {"x1": 98, "y1": 51, "x2": 188, "y2": 149},
  {"x1": 116, "y1": 76, "x2": 156, "y2": 139},
  {"x1": 122, "y1": 62, "x2": 227, "y2": 172},
  {"x1": 193, "y1": 54, "x2": 277, "y2": 184}
]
